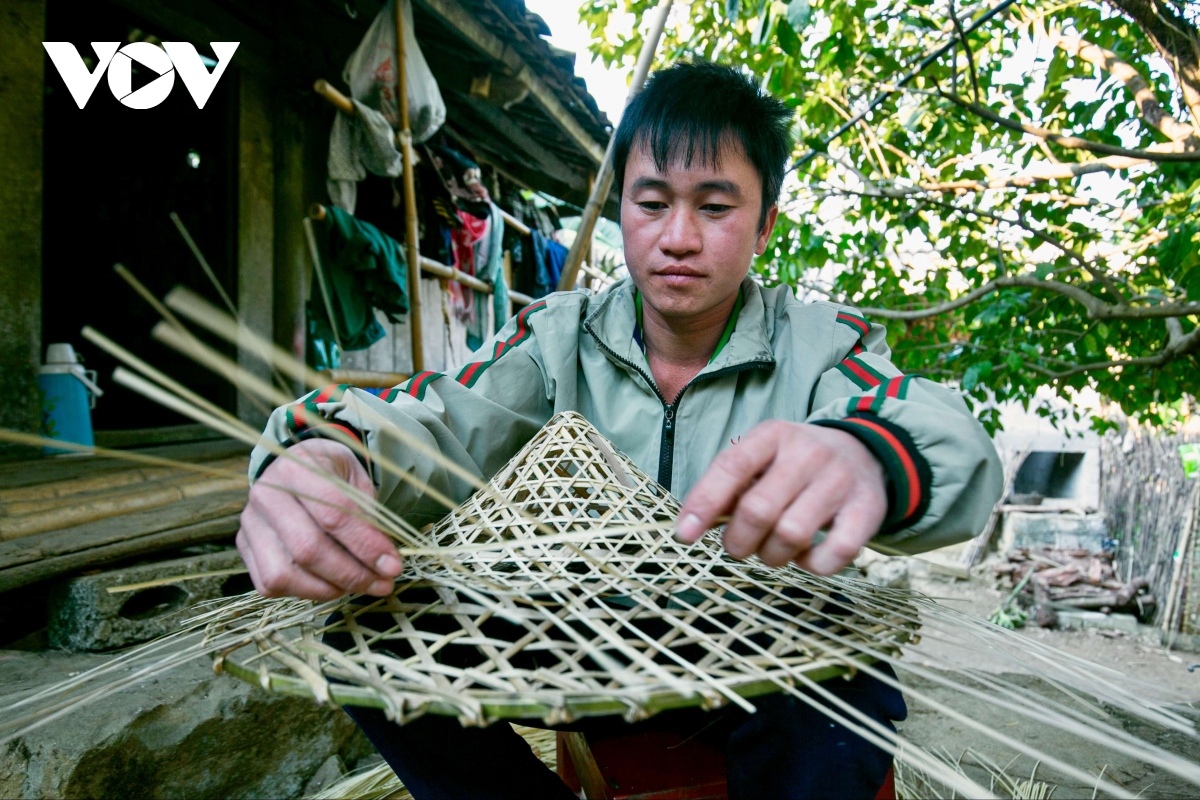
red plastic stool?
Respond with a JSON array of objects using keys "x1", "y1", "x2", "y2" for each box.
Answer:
[{"x1": 556, "y1": 729, "x2": 895, "y2": 800}]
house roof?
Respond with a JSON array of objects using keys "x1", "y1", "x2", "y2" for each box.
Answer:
[{"x1": 410, "y1": 0, "x2": 615, "y2": 211}]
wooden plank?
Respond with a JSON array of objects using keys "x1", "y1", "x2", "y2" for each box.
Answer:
[
  {"x1": 0, "y1": 439, "x2": 251, "y2": 490},
  {"x1": 415, "y1": 0, "x2": 605, "y2": 164},
  {"x1": 0, "y1": 514, "x2": 242, "y2": 593},
  {"x1": 0, "y1": 489, "x2": 248, "y2": 572}
]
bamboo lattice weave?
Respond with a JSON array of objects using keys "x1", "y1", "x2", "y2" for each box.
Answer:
[{"x1": 211, "y1": 413, "x2": 919, "y2": 726}]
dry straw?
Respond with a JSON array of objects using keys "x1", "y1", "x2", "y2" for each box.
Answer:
[{"x1": 2, "y1": 280, "x2": 1199, "y2": 798}]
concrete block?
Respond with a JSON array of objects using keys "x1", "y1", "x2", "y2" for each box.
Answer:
[
  {"x1": 1055, "y1": 610, "x2": 1139, "y2": 634},
  {"x1": 48, "y1": 548, "x2": 248, "y2": 651},
  {"x1": 1000, "y1": 511, "x2": 1108, "y2": 552}
]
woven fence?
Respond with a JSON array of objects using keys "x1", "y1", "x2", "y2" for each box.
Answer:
[{"x1": 1102, "y1": 426, "x2": 1200, "y2": 630}]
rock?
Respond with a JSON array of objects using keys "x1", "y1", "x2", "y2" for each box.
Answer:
[
  {"x1": 0, "y1": 647, "x2": 374, "y2": 799},
  {"x1": 301, "y1": 755, "x2": 346, "y2": 797},
  {"x1": 865, "y1": 558, "x2": 910, "y2": 590},
  {"x1": 47, "y1": 549, "x2": 250, "y2": 651}
]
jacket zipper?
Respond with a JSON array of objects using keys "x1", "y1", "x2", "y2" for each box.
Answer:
[
  {"x1": 655, "y1": 360, "x2": 774, "y2": 491},
  {"x1": 585, "y1": 321, "x2": 775, "y2": 490}
]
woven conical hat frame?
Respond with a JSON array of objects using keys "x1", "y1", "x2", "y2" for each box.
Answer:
[{"x1": 212, "y1": 412, "x2": 919, "y2": 726}]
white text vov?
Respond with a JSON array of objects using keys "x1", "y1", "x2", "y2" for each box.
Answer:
[{"x1": 42, "y1": 42, "x2": 239, "y2": 109}]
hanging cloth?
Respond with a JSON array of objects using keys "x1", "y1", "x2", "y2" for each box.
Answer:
[
  {"x1": 308, "y1": 205, "x2": 409, "y2": 353},
  {"x1": 447, "y1": 209, "x2": 489, "y2": 322},
  {"x1": 467, "y1": 201, "x2": 510, "y2": 351},
  {"x1": 327, "y1": 98, "x2": 402, "y2": 214}
]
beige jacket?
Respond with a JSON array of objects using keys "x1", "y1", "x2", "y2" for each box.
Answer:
[{"x1": 250, "y1": 277, "x2": 1003, "y2": 554}]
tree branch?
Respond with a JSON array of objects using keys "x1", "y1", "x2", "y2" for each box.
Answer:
[
  {"x1": 1041, "y1": 23, "x2": 1199, "y2": 143},
  {"x1": 856, "y1": 274, "x2": 1200, "y2": 321},
  {"x1": 1104, "y1": 0, "x2": 1200, "y2": 130},
  {"x1": 950, "y1": 0, "x2": 982, "y2": 102},
  {"x1": 940, "y1": 91, "x2": 1200, "y2": 161},
  {"x1": 1024, "y1": 319, "x2": 1200, "y2": 379}
]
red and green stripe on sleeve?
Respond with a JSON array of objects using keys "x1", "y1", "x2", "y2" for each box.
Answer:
[
  {"x1": 845, "y1": 375, "x2": 917, "y2": 414},
  {"x1": 812, "y1": 412, "x2": 932, "y2": 533},
  {"x1": 256, "y1": 383, "x2": 368, "y2": 480},
  {"x1": 455, "y1": 300, "x2": 547, "y2": 389}
]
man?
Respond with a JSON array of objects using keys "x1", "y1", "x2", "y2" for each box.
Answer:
[{"x1": 240, "y1": 61, "x2": 1002, "y2": 799}]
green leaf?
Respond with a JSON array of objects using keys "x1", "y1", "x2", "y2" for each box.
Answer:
[
  {"x1": 962, "y1": 362, "x2": 992, "y2": 392},
  {"x1": 776, "y1": 18, "x2": 801, "y2": 57},
  {"x1": 726, "y1": 0, "x2": 741, "y2": 21},
  {"x1": 787, "y1": 0, "x2": 812, "y2": 30}
]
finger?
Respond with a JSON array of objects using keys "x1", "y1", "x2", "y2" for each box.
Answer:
[
  {"x1": 273, "y1": 456, "x2": 402, "y2": 579},
  {"x1": 677, "y1": 421, "x2": 788, "y2": 542},
  {"x1": 793, "y1": 499, "x2": 881, "y2": 576},
  {"x1": 721, "y1": 457, "x2": 818, "y2": 560},
  {"x1": 255, "y1": 488, "x2": 395, "y2": 596},
  {"x1": 241, "y1": 503, "x2": 346, "y2": 600},
  {"x1": 754, "y1": 475, "x2": 849, "y2": 567}
]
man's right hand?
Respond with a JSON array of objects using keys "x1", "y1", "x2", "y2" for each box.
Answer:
[{"x1": 236, "y1": 438, "x2": 402, "y2": 601}]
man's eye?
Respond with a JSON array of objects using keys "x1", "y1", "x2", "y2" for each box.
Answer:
[
  {"x1": 638, "y1": 201, "x2": 667, "y2": 212},
  {"x1": 702, "y1": 204, "x2": 732, "y2": 213}
]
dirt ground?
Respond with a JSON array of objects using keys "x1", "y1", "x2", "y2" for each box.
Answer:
[{"x1": 889, "y1": 559, "x2": 1200, "y2": 799}]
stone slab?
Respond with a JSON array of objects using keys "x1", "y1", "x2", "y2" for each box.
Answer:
[
  {"x1": 47, "y1": 548, "x2": 248, "y2": 651},
  {"x1": 1055, "y1": 610, "x2": 1140, "y2": 634},
  {"x1": 1000, "y1": 511, "x2": 1108, "y2": 553}
]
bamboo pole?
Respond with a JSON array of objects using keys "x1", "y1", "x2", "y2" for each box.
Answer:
[
  {"x1": 396, "y1": 1, "x2": 425, "y2": 373},
  {"x1": 557, "y1": 0, "x2": 674, "y2": 292}
]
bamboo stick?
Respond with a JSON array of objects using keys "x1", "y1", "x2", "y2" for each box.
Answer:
[
  {"x1": 395, "y1": 1, "x2": 424, "y2": 374},
  {"x1": 557, "y1": 0, "x2": 674, "y2": 291}
]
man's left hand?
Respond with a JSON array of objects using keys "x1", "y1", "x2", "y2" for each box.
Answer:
[{"x1": 675, "y1": 420, "x2": 887, "y2": 575}]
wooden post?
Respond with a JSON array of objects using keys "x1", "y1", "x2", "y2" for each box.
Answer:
[
  {"x1": 396, "y1": 0, "x2": 424, "y2": 373},
  {"x1": 557, "y1": 0, "x2": 674, "y2": 292}
]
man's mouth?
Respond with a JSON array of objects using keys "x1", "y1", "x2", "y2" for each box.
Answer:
[{"x1": 654, "y1": 265, "x2": 706, "y2": 279}]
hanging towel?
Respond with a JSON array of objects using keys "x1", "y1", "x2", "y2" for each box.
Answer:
[
  {"x1": 467, "y1": 202, "x2": 510, "y2": 351},
  {"x1": 447, "y1": 208, "x2": 488, "y2": 323},
  {"x1": 531, "y1": 231, "x2": 569, "y2": 298},
  {"x1": 327, "y1": 98, "x2": 403, "y2": 214},
  {"x1": 309, "y1": 205, "x2": 409, "y2": 353}
]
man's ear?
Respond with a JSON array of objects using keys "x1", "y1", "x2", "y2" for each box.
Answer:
[{"x1": 755, "y1": 205, "x2": 780, "y2": 255}]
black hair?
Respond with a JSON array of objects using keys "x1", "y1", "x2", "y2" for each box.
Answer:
[{"x1": 612, "y1": 59, "x2": 794, "y2": 231}]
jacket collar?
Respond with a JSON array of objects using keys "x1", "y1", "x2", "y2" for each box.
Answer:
[{"x1": 584, "y1": 276, "x2": 776, "y2": 378}]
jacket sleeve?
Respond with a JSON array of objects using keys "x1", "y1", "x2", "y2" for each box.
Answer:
[
  {"x1": 804, "y1": 307, "x2": 1003, "y2": 555},
  {"x1": 248, "y1": 299, "x2": 556, "y2": 527}
]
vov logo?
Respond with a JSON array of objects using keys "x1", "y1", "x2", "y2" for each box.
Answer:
[{"x1": 42, "y1": 42, "x2": 239, "y2": 110}]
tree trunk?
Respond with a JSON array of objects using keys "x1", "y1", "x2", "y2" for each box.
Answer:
[{"x1": 1106, "y1": 0, "x2": 1200, "y2": 132}]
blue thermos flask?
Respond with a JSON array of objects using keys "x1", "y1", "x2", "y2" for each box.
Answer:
[{"x1": 38, "y1": 343, "x2": 104, "y2": 455}]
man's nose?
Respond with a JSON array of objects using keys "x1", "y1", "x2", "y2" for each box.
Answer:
[{"x1": 658, "y1": 207, "x2": 702, "y2": 256}]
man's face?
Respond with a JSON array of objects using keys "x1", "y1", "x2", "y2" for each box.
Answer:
[{"x1": 620, "y1": 139, "x2": 778, "y2": 320}]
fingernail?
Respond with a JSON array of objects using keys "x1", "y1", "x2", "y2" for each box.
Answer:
[
  {"x1": 675, "y1": 513, "x2": 703, "y2": 543},
  {"x1": 375, "y1": 554, "x2": 402, "y2": 576},
  {"x1": 369, "y1": 578, "x2": 394, "y2": 596}
]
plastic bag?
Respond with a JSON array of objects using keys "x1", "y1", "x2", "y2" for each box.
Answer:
[{"x1": 343, "y1": 0, "x2": 445, "y2": 143}]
